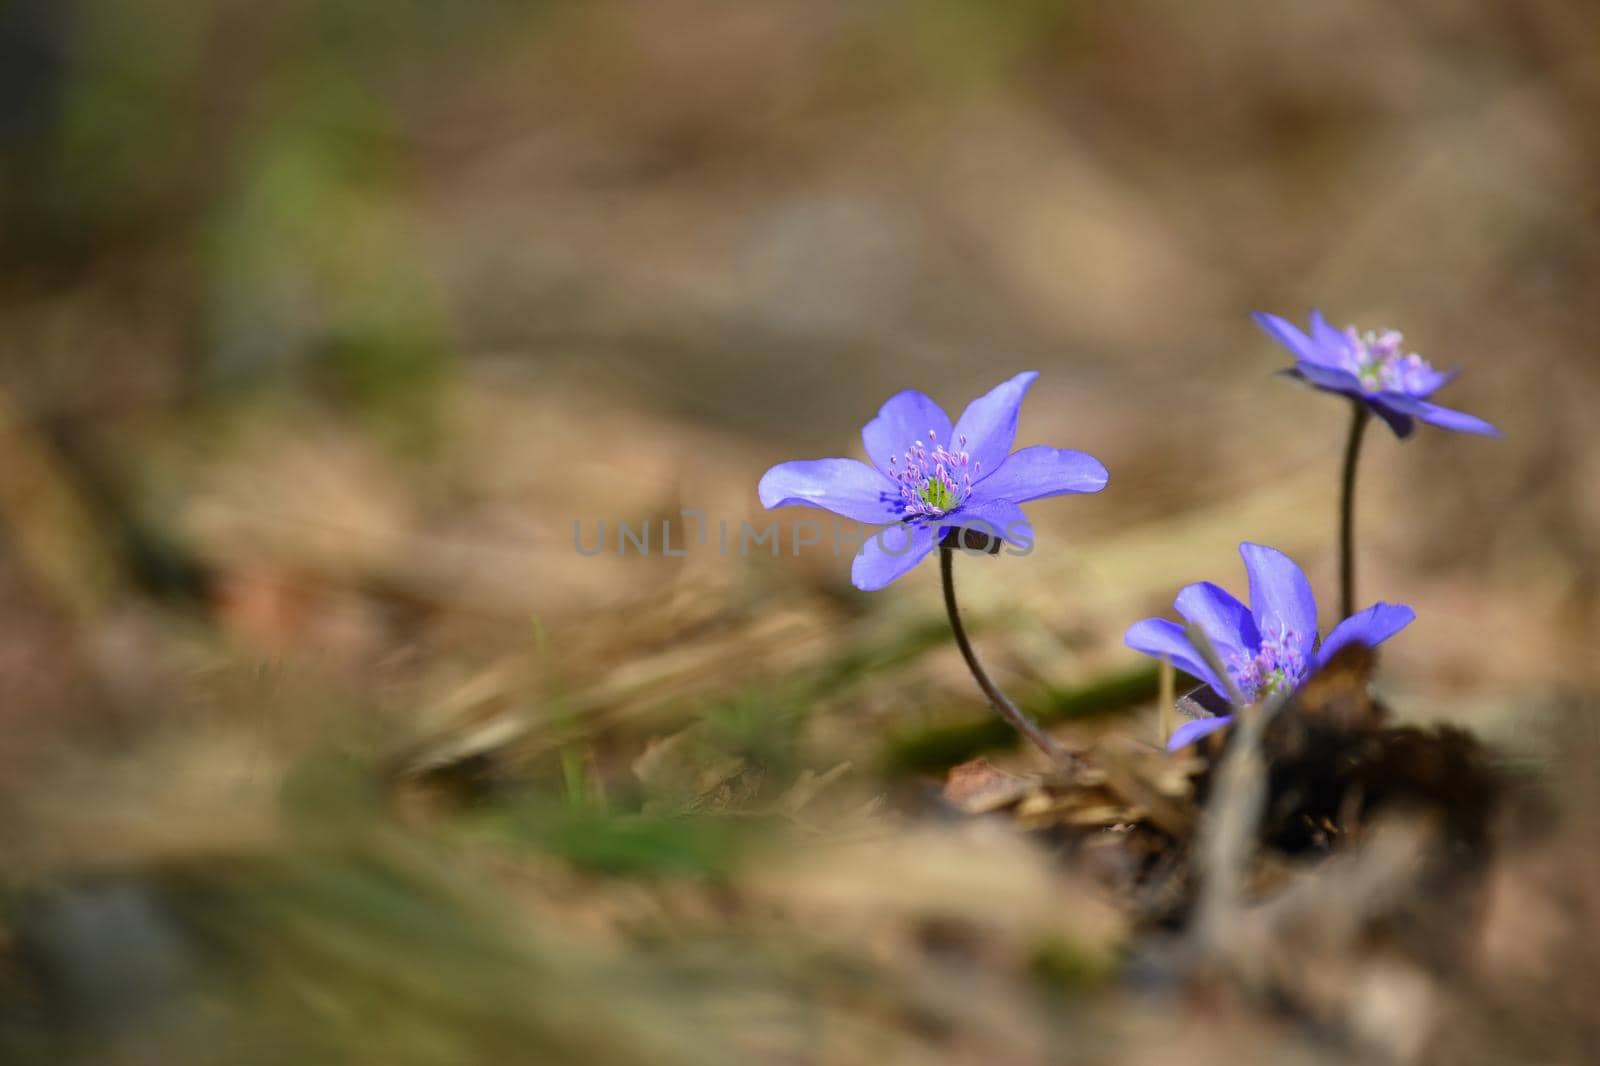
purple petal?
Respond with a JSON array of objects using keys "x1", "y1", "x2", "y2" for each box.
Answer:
[
  {"x1": 1409, "y1": 367, "x2": 1460, "y2": 398},
  {"x1": 1315, "y1": 602, "x2": 1415, "y2": 668},
  {"x1": 850, "y1": 522, "x2": 937, "y2": 591},
  {"x1": 951, "y1": 372, "x2": 1038, "y2": 480},
  {"x1": 1415, "y1": 403, "x2": 1500, "y2": 437},
  {"x1": 1238, "y1": 543, "x2": 1317, "y2": 661},
  {"x1": 1307, "y1": 310, "x2": 1355, "y2": 366},
  {"x1": 1124, "y1": 618, "x2": 1227, "y2": 699},
  {"x1": 1253, "y1": 312, "x2": 1324, "y2": 366},
  {"x1": 944, "y1": 498, "x2": 1032, "y2": 551},
  {"x1": 1173, "y1": 581, "x2": 1260, "y2": 663},
  {"x1": 967, "y1": 446, "x2": 1108, "y2": 502},
  {"x1": 1294, "y1": 360, "x2": 1364, "y2": 395},
  {"x1": 759, "y1": 459, "x2": 901, "y2": 524},
  {"x1": 1168, "y1": 715, "x2": 1233, "y2": 751},
  {"x1": 1378, "y1": 393, "x2": 1500, "y2": 437},
  {"x1": 862, "y1": 390, "x2": 953, "y2": 475},
  {"x1": 1367, "y1": 399, "x2": 1417, "y2": 439}
]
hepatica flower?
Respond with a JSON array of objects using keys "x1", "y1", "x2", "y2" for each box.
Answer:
[
  {"x1": 1254, "y1": 310, "x2": 1499, "y2": 438},
  {"x1": 758, "y1": 372, "x2": 1108, "y2": 590},
  {"x1": 1125, "y1": 543, "x2": 1415, "y2": 750}
]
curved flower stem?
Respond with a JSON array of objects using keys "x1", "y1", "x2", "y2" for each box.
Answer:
[
  {"x1": 938, "y1": 546, "x2": 1068, "y2": 764},
  {"x1": 1339, "y1": 400, "x2": 1372, "y2": 621}
]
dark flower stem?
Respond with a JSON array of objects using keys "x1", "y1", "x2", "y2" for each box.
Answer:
[
  {"x1": 938, "y1": 546, "x2": 1068, "y2": 763},
  {"x1": 1339, "y1": 400, "x2": 1372, "y2": 621}
]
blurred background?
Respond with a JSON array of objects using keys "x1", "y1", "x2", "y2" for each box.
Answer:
[{"x1": 1, "y1": 2, "x2": 1598, "y2": 1063}]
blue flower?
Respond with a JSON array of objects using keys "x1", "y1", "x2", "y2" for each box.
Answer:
[
  {"x1": 1124, "y1": 543, "x2": 1415, "y2": 749},
  {"x1": 759, "y1": 372, "x2": 1108, "y2": 590},
  {"x1": 1254, "y1": 310, "x2": 1500, "y2": 439}
]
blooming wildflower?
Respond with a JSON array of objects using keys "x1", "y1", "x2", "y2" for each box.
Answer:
[
  {"x1": 758, "y1": 372, "x2": 1108, "y2": 590},
  {"x1": 1124, "y1": 542, "x2": 1415, "y2": 749},
  {"x1": 1254, "y1": 310, "x2": 1499, "y2": 439}
]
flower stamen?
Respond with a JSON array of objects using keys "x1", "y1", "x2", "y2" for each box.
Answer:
[
  {"x1": 1228, "y1": 626, "x2": 1309, "y2": 703},
  {"x1": 892, "y1": 430, "x2": 975, "y2": 517},
  {"x1": 1340, "y1": 327, "x2": 1437, "y2": 394}
]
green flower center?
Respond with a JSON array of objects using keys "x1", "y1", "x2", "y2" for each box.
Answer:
[
  {"x1": 919, "y1": 477, "x2": 957, "y2": 513},
  {"x1": 1258, "y1": 667, "x2": 1291, "y2": 697}
]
